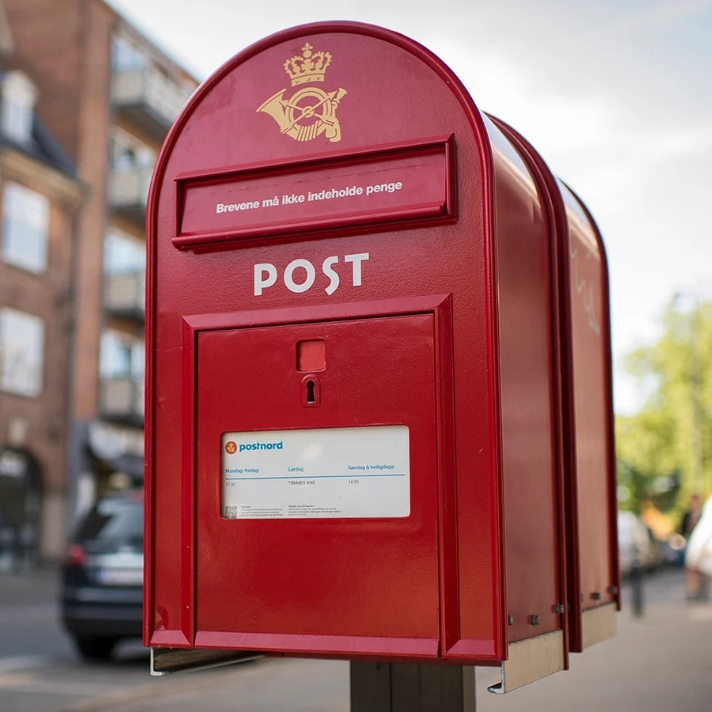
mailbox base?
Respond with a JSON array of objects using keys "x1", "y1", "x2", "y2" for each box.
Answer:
[
  {"x1": 487, "y1": 630, "x2": 565, "y2": 694},
  {"x1": 350, "y1": 661, "x2": 476, "y2": 711},
  {"x1": 150, "y1": 647, "x2": 261, "y2": 676}
]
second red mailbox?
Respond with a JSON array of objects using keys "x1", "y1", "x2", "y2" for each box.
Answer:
[{"x1": 145, "y1": 21, "x2": 617, "y2": 689}]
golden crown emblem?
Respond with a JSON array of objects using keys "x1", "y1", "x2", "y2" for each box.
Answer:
[
  {"x1": 284, "y1": 44, "x2": 332, "y2": 86},
  {"x1": 258, "y1": 41, "x2": 346, "y2": 143}
]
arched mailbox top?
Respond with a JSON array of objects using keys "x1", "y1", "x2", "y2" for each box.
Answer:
[
  {"x1": 147, "y1": 21, "x2": 505, "y2": 253},
  {"x1": 482, "y1": 114, "x2": 539, "y2": 203},
  {"x1": 154, "y1": 21, "x2": 489, "y2": 166},
  {"x1": 558, "y1": 180, "x2": 605, "y2": 267}
]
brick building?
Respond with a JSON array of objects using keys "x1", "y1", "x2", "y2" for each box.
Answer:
[
  {"x1": 0, "y1": 1, "x2": 83, "y2": 562},
  {"x1": 3, "y1": 0, "x2": 198, "y2": 557}
]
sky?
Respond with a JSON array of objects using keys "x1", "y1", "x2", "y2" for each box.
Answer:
[{"x1": 107, "y1": 0, "x2": 712, "y2": 414}]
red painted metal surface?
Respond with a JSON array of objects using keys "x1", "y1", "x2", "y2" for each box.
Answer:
[
  {"x1": 176, "y1": 137, "x2": 453, "y2": 246},
  {"x1": 145, "y1": 21, "x2": 614, "y2": 666},
  {"x1": 482, "y1": 117, "x2": 565, "y2": 653},
  {"x1": 195, "y1": 313, "x2": 439, "y2": 655},
  {"x1": 492, "y1": 118, "x2": 618, "y2": 653},
  {"x1": 560, "y1": 183, "x2": 619, "y2": 634}
]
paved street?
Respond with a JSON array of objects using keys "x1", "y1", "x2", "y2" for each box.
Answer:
[
  {"x1": 476, "y1": 572, "x2": 712, "y2": 712},
  {"x1": 0, "y1": 566, "x2": 710, "y2": 711},
  {"x1": 0, "y1": 566, "x2": 72, "y2": 660}
]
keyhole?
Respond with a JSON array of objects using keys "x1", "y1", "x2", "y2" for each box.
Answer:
[{"x1": 306, "y1": 380, "x2": 316, "y2": 404}]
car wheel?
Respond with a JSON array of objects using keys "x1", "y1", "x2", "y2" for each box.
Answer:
[{"x1": 74, "y1": 636, "x2": 117, "y2": 661}]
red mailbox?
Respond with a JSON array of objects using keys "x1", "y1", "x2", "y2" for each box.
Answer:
[
  {"x1": 145, "y1": 22, "x2": 617, "y2": 690},
  {"x1": 492, "y1": 120, "x2": 619, "y2": 654}
]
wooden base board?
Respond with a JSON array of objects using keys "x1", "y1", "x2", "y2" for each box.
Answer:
[
  {"x1": 582, "y1": 602, "x2": 617, "y2": 649},
  {"x1": 488, "y1": 629, "x2": 565, "y2": 694}
]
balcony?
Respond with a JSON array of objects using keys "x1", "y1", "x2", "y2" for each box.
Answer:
[
  {"x1": 108, "y1": 166, "x2": 152, "y2": 224},
  {"x1": 100, "y1": 377, "x2": 144, "y2": 425},
  {"x1": 111, "y1": 68, "x2": 192, "y2": 141},
  {"x1": 104, "y1": 272, "x2": 145, "y2": 321}
]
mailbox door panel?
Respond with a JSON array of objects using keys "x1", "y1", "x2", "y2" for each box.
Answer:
[{"x1": 194, "y1": 313, "x2": 440, "y2": 656}]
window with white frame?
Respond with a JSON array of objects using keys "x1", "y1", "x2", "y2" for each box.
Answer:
[
  {"x1": 0, "y1": 308, "x2": 45, "y2": 397},
  {"x1": 1, "y1": 182, "x2": 50, "y2": 273},
  {"x1": 1, "y1": 72, "x2": 37, "y2": 144},
  {"x1": 109, "y1": 128, "x2": 156, "y2": 170},
  {"x1": 100, "y1": 330, "x2": 144, "y2": 381},
  {"x1": 104, "y1": 229, "x2": 145, "y2": 276},
  {"x1": 112, "y1": 35, "x2": 149, "y2": 72}
]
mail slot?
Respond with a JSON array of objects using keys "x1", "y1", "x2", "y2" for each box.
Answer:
[{"x1": 145, "y1": 21, "x2": 617, "y2": 690}]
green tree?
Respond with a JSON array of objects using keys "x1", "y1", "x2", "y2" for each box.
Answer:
[{"x1": 616, "y1": 295, "x2": 712, "y2": 515}]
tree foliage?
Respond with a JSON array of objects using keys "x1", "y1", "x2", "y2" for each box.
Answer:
[{"x1": 616, "y1": 296, "x2": 712, "y2": 515}]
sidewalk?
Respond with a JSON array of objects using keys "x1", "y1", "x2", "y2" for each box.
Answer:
[
  {"x1": 3, "y1": 567, "x2": 710, "y2": 712},
  {"x1": 50, "y1": 570, "x2": 712, "y2": 712},
  {"x1": 477, "y1": 589, "x2": 712, "y2": 712},
  {"x1": 46, "y1": 589, "x2": 712, "y2": 712}
]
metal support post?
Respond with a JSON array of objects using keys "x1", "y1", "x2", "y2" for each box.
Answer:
[{"x1": 350, "y1": 662, "x2": 476, "y2": 712}]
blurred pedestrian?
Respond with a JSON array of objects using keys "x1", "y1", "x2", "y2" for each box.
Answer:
[
  {"x1": 681, "y1": 494, "x2": 703, "y2": 599},
  {"x1": 685, "y1": 494, "x2": 712, "y2": 602},
  {"x1": 681, "y1": 494, "x2": 703, "y2": 539}
]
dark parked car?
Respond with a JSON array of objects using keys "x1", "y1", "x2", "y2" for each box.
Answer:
[{"x1": 61, "y1": 490, "x2": 143, "y2": 660}]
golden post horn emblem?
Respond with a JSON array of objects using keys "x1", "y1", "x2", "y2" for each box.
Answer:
[{"x1": 257, "y1": 43, "x2": 347, "y2": 143}]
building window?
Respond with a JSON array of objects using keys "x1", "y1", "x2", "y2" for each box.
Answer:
[
  {"x1": 104, "y1": 229, "x2": 145, "y2": 276},
  {"x1": 0, "y1": 308, "x2": 45, "y2": 397},
  {"x1": 109, "y1": 129, "x2": 155, "y2": 170},
  {"x1": 2, "y1": 183, "x2": 50, "y2": 274},
  {"x1": 100, "y1": 330, "x2": 144, "y2": 381},
  {"x1": 1, "y1": 72, "x2": 37, "y2": 144},
  {"x1": 112, "y1": 35, "x2": 149, "y2": 72}
]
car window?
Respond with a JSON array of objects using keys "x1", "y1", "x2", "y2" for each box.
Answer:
[{"x1": 76, "y1": 497, "x2": 143, "y2": 543}]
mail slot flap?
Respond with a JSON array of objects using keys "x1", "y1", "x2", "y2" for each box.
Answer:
[{"x1": 174, "y1": 136, "x2": 454, "y2": 248}]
